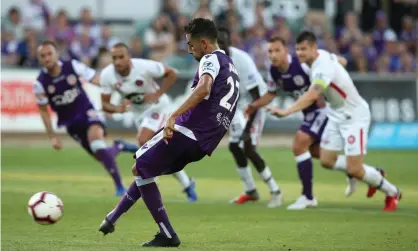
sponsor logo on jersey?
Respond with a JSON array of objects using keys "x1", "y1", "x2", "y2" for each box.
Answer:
[
  {"x1": 293, "y1": 75, "x2": 305, "y2": 86},
  {"x1": 66, "y1": 74, "x2": 77, "y2": 85},
  {"x1": 47, "y1": 85, "x2": 55, "y2": 94}
]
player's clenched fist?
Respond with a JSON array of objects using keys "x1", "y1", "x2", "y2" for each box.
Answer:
[
  {"x1": 163, "y1": 115, "x2": 177, "y2": 143},
  {"x1": 51, "y1": 136, "x2": 62, "y2": 150}
]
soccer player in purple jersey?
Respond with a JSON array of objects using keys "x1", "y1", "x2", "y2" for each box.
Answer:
[
  {"x1": 33, "y1": 41, "x2": 125, "y2": 196},
  {"x1": 98, "y1": 18, "x2": 239, "y2": 247}
]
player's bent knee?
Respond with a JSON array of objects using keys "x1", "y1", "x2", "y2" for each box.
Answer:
[
  {"x1": 134, "y1": 176, "x2": 156, "y2": 186},
  {"x1": 89, "y1": 140, "x2": 107, "y2": 153},
  {"x1": 87, "y1": 124, "x2": 105, "y2": 142},
  {"x1": 320, "y1": 156, "x2": 335, "y2": 169},
  {"x1": 292, "y1": 131, "x2": 313, "y2": 156},
  {"x1": 228, "y1": 142, "x2": 241, "y2": 153},
  {"x1": 243, "y1": 143, "x2": 256, "y2": 157}
]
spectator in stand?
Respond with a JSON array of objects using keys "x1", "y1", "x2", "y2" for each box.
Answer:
[
  {"x1": 173, "y1": 15, "x2": 190, "y2": 54},
  {"x1": 46, "y1": 10, "x2": 74, "y2": 44},
  {"x1": 1, "y1": 31, "x2": 19, "y2": 66},
  {"x1": 338, "y1": 12, "x2": 363, "y2": 55},
  {"x1": 246, "y1": 25, "x2": 269, "y2": 72},
  {"x1": 56, "y1": 38, "x2": 78, "y2": 61},
  {"x1": 99, "y1": 25, "x2": 120, "y2": 50},
  {"x1": 225, "y1": 12, "x2": 242, "y2": 34},
  {"x1": 2, "y1": 7, "x2": 25, "y2": 41},
  {"x1": 130, "y1": 37, "x2": 148, "y2": 58},
  {"x1": 16, "y1": 27, "x2": 39, "y2": 68},
  {"x1": 400, "y1": 16, "x2": 417, "y2": 55},
  {"x1": 193, "y1": 2, "x2": 213, "y2": 20},
  {"x1": 398, "y1": 51, "x2": 417, "y2": 73},
  {"x1": 346, "y1": 42, "x2": 369, "y2": 73},
  {"x1": 162, "y1": 0, "x2": 180, "y2": 23},
  {"x1": 216, "y1": 0, "x2": 239, "y2": 27},
  {"x1": 74, "y1": 7, "x2": 101, "y2": 43},
  {"x1": 143, "y1": 14, "x2": 175, "y2": 61},
  {"x1": 324, "y1": 33, "x2": 339, "y2": 54},
  {"x1": 21, "y1": 0, "x2": 51, "y2": 34},
  {"x1": 70, "y1": 30, "x2": 99, "y2": 66},
  {"x1": 362, "y1": 33, "x2": 378, "y2": 69},
  {"x1": 372, "y1": 10, "x2": 398, "y2": 54},
  {"x1": 267, "y1": 15, "x2": 287, "y2": 38},
  {"x1": 385, "y1": 37, "x2": 403, "y2": 72},
  {"x1": 375, "y1": 53, "x2": 391, "y2": 74}
]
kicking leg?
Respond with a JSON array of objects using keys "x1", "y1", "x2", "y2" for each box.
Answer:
[
  {"x1": 99, "y1": 179, "x2": 142, "y2": 235},
  {"x1": 287, "y1": 130, "x2": 317, "y2": 210},
  {"x1": 87, "y1": 124, "x2": 125, "y2": 195},
  {"x1": 229, "y1": 142, "x2": 259, "y2": 204}
]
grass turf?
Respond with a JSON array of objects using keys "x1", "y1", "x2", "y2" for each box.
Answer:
[{"x1": 2, "y1": 147, "x2": 418, "y2": 251}]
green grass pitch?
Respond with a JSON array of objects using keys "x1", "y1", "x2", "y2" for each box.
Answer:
[{"x1": 2, "y1": 146, "x2": 418, "y2": 251}]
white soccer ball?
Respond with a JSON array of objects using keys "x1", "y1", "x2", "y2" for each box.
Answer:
[{"x1": 28, "y1": 191, "x2": 64, "y2": 225}]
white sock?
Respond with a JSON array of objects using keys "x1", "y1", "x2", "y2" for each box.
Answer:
[
  {"x1": 362, "y1": 166, "x2": 383, "y2": 187},
  {"x1": 380, "y1": 179, "x2": 398, "y2": 196},
  {"x1": 173, "y1": 170, "x2": 191, "y2": 189},
  {"x1": 237, "y1": 166, "x2": 256, "y2": 192},
  {"x1": 333, "y1": 155, "x2": 347, "y2": 172},
  {"x1": 259, "y1": 167, "x2": 280, "y2": 193}
]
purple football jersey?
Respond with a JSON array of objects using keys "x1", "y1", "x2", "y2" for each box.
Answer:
[
  {"x1": 176, "y1": 50, "x2": 240, "y2": 155},
  {"x1": 35, "y1": 60, "x2": 97, "y2": 126},
  {"x1": 268, "y1": 55, "x2": 320, "y2": 115}
]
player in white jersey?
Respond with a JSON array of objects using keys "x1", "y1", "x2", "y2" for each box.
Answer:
[
  {"x1": 267, "y1": 31, "x2": 401, "y2": 211},
  {"x1": 100, "y1": 42, "x2": 198, "y2": 202},
  {"x1": 217, "y1": 27, "x2": 283, "y2": 208}
]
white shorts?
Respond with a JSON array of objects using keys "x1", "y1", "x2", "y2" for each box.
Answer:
[
  {"x1": 134, "y1": 107, "x2": 169, "y2": 132},
  {"x1": 320, "y1": 119, "x2": 370, "y2": 156},
  {"x1": 229, "y1": 109, "x2": 266, "y2": 145}
]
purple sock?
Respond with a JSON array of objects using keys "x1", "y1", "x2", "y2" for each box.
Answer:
[
  {"x1": 296, "y1": 155, "x2": 313, "y2": 200},
  {"x1": 137, "y1": 182, "x2": 176, "y2": 238},
  {"x1": 108, "y1": 143, "x2": 121, "y2": 158},
  {"x1": 95, "y1": 148, "x2": 124, "y2": 188},
  {"x1": 107, "y1": 181, "x2": 141, "y2": 224}
]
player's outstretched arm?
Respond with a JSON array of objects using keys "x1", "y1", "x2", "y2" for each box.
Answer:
[
  {"x1": 38, "y1": 104, "x2": 62, "y2": 150},
  {"x1": 144, "y1": 66, "x2": 177, "y2": 104},
  {"x1": 243, "y1": 87, "x2": 261, "y2": 135},
  {"x1": 100, "y1": 93, "x2": 128, "y2": 114},
  {"x1": 267, "y1": 84, "x2": 323, "y2": 117},
  {"x1": 245, "y1": 92, "x2": 276, "y2": 116}
]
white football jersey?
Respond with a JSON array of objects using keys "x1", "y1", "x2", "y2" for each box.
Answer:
[
  {"x1": 309, "y1": 49, "x2": 370, "y2": 122},
  {"x1": 229, "y1": 47, "x2": 267, "y2": 109},
  {"x1": 100, "y1": 58, "x2": 171, "y2": 114}
]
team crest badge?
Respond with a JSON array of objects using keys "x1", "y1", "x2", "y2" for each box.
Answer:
[
  {"x1": 115, "y1": 82, "x2": 121, "y2": 89},
  {"x1": 277, "y1": 79, "x2": 284, "y2": 89},
  {"x1": 66, "y1": 74, "x2": 77, "y2": 85},
  {"x1": 47, "y1": 85, "x2": 55, "y2": 94},
  {"x1": 151, "y1": 112, "x2": 159, "y2": 120},
  {"x1": 136, "y1": 80, "x2": 144, "y2": 86},
  {"x1": 347, "y1": 135, "x2": 356, "y2": 144},
  {"x1": 305, "y1": 112, "x2": 315, "y2": 121},
  {"x1": 293, "y1": 75, "x2": 305, "y2": 86}
]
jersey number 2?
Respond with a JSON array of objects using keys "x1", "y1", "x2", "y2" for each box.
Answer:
[{"x1": 220, "y1": 76, "x2": 239, "y2": 111}]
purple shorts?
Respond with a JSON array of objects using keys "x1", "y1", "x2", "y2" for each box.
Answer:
[
  {"x1": 66, "y1": 118, "x2": 106, "y2": 155},
  {"x1": 299, "y1": 109, "x2": 328, "y2": 144},
  {"x1": 135, "y1": 130, "x2": 206, "y2": 179}
]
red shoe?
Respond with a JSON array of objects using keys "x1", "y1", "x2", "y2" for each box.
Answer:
[
  {"x1": 230, "y1": 191, "x2": 259, "y2": 204},
  {"x1": 367, "y1": 168, "x2": 386, "y2": 198},
  {"x1": 383, "y1": 190, "x2": 402, "y2": 212}
]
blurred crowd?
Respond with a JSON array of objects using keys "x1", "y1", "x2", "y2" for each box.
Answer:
[{"x1": 1, "y1": 0, "x2": 417, "y2": 74}]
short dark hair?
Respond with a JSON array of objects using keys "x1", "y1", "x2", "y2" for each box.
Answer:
[
  {"x1": 296, "y1": 31, "x2": 317, "y2": 44},
  {"x1": 112, "y1": 42, "x2": 130, "y2": 51},
  {"x1": 39, "y1": 40, "x2": 57, "y2": 49},
  {"x1": 267, "y1": 36, "x2": 287, "y2": 46},
  {"x1": 184, "y1": 18, "x2": 218, "y2": 41},
  {"x1": 217, "y1": 26, "x2": 231, "y2": 44}
]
